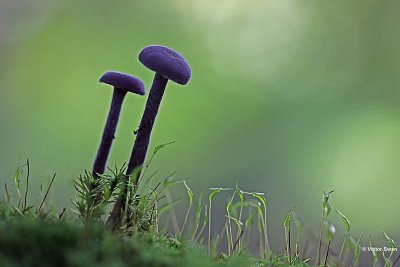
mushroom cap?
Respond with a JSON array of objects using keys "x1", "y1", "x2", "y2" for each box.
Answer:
[
  {"x1": 100, "y1": 71, "x2": 145, "y2": 95},
  {"x1": 139, "y1": 45, "x2": 192, "y2": 85}
]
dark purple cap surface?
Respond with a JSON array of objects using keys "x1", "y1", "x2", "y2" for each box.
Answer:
[
  {"x1": 100, "y1": 71, "x2": 145, "y2": 95},
  {"x1": 139, "y1": 45, "x2": 192, "y2": 85}
]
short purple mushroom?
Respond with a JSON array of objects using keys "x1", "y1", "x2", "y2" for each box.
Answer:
[
  {"x1": 92, "y1": 71, "x2": 145, "y2": 178},
  {"x1": 127, "y1": 45, "x2": 192, "y2": 183}
]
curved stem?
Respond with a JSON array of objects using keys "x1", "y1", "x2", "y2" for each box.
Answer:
[
  {"x1": 127, "y1": 73, "x2": 168, "y2": 183},
  {"x1": 92, "y1": 89, "x2": 127, "y2": 178},
  {"x1": 338, "y1": 233, "x2": 347, "y2": 264}
]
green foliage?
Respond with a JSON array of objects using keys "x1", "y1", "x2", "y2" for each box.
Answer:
[
  {"x1": 322, "y1": 190, "x2": 334, "y2": 219},
  {"x1": 256, "y1": 255, "x2": 311, "y2": 267},
  {"x1": 336, "y1": 209, "x2": 351, "y2": 266},
  {"x1": 283, "y1": 208, "x2": 294, "y2": 264},
  {"x1": 369, "y1": 235, "x2": 379, "y2": 267},
  {"x1": 208, "y1": 187, "x2": 232, "y2": 257},
  {"x1": 0, "y1": 163, "x2": 398, "y2": 267},
  {"x1": 382, "y1": 231, "x2": 396, "y2": 266},
  {"x1": 315, "y1": 190, "x2": 334, "y2": 266},
  {"x1": 349, "y1": 235, "x2": 362, "y2": 267},
  {"x1": 292, "y1": 212, "x2": 303, "y2": 259},
  {"x1": 73, "y1": 168, "x2": 122, "y2": 223}
]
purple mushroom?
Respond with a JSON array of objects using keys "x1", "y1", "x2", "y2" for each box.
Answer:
[
  {"x1": 106, "y1": 46, "x2": 191, "y2": 228},
  {"x1": 127, "y1": 45, "x2": 192, "y2": 183},
  {"x1": 92, "y1": 71, "x2": 145, "y2": 178}
]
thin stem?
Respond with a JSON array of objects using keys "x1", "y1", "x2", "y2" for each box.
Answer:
[
  {"x1": 285, "y1": 228, "x2": 291, "y2": 264},
  {"x1": 194, "y1": 204, "x2": 208, "y2": 243},
  {"x1": 107, "y1": 74, "x2": 168, "y2": 227},
  {"x1": 232, "y1": 229, "x2": 245, "y2": 253},
  {"x1": 258, "y1": 211, "x2": 264, "y2": 258},
  {"x1": 194, "y1": 222, "x2": 206, "y2": 243},
  {"x1": 324, "y1": 241, "x2": 331, "y2": 267},
  {"x1": 316, "y1": 212, "x2": 324, "y2": 266},
  {"x1": 208, "y1": 198, "x2": 213, "y2": 257},
  {"x1": 23, "y1": 159, "x2": 30, "y2": 210},
  {"x1": 259, "y1": 209, "x2": 270, "y2": 258},
  {"x1": 338, "y1": 233, "x2": 347, "y2": 264},
  {"x1": 288, "y1": 228, "x2": 292, "y2": 264},
  {"x1": 227, "y1": 192, "x2": 236, "y2": 255},
  {"x1": 236, "y1": 202, "x2": 244, "y2": 251},
  {"x1": 393, "y1": 253, "x2": 400, "y2": 266},
  {"x1": 165, "y1": 190, "x2": 180, "y2": 234},
  {"x1": 296, "y1": 236, "x2": 300, "y2": 257},
  {"x1": 5, "y1": 183, "x2": 11, "y2": 203},
  {"x1": 38, "y1": 173, "x2": 56, "y2": 212},
  {"x1": 154, "y1": 200, "x2": 159, "y2": 234},
  {"x1": 263, "y1": 203, "x2": 270, "y2": 252},
  {"x1": 191, "y1": 215, "x2": 200, "y2": 241},
  {"x1": 180, "y1": 203, "x2": 191, "y2": 238},
  {"x1": 259, "y1": 226, "x2": 263, "y2": 258}
]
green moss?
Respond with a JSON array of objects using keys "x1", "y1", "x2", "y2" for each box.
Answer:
[{"x1": 0, "y1": 216, "x2": 251, "y2": 267}]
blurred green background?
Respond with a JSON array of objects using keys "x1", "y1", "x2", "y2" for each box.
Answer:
[{"x1": 1, "y1": 0, "x2": 399, "y2": 248}]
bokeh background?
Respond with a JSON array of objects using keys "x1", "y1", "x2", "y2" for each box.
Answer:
[{"x1": 1, "y1": 0, "x2": 399, "y2": 255}]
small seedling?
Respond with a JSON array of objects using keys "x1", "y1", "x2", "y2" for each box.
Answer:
[
  {"x1": 349, "y1": 235, "x2": 362, "y2": 267},
  {"x1": 293, "y1": 212, "x2": 304, "y2": 259},
  {"x1": 208, "y1": 187, "x2": 232, "y2": 257},
  {"x1": 369, "y1": 235, "x2": 379, "y2": 267},
  {"x1": 335, "y1": 209, "x2": 351, "y2": 265},
  {"x1": 179, "y1": 180, "x2": 193, "y2": 238},
  {"x1": 240, "y1": 190, "x2": 270, "y2": 258},
  {"x1": 315, "y1": 190, "x2": 334, "y2": 266},
  {"x1": 383, "y1": 231, "x2": 396, "y2": 267},
  {"x1": 284, "y1": 208, "x2": 294, "y2": 264}
]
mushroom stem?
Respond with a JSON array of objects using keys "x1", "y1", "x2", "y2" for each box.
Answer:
[
  {"x1": 106, "y1": 74, "x2": 167, "y2": 229},
  {"x1": 92, "y1": 89, "x2": 127, "y2": 178},
  {"x1": 127, "y1": 73, "x2": 168, "y2": 183}
]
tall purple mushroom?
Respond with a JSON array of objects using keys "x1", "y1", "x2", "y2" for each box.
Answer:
[
  {"x1": 106, "y1": 46, "x2": 191, "y2": 228},
  {"x1": 127, "y1": 45, "x2": 191, "y2": 182},
  {"x1": 92, "y1": 71, "x2": 145, "y2": 178}
]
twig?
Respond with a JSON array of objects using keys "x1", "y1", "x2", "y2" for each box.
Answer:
[
  {"x1": 58, "y1": 208, "x2": 66, "y2": 220},
  {"x1": 24, "y1": 159, "x2": 30, "y2": 210},
  {"x1": 38, "y1": 173, "x2": 56, "y2": 212},
  {"x1": 232, "y1": 229, "x2": 245, "y2": 253},
  {"x1": 324, "y1": 241, "x2": 331, "y2": 267},
  {"x1": 5, "y1": 183, "x2": 11, "y2": 202}
]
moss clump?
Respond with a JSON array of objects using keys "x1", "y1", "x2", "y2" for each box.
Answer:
[{"x1": 0, "y1": 215, "x2": 251, "y2": 267}]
